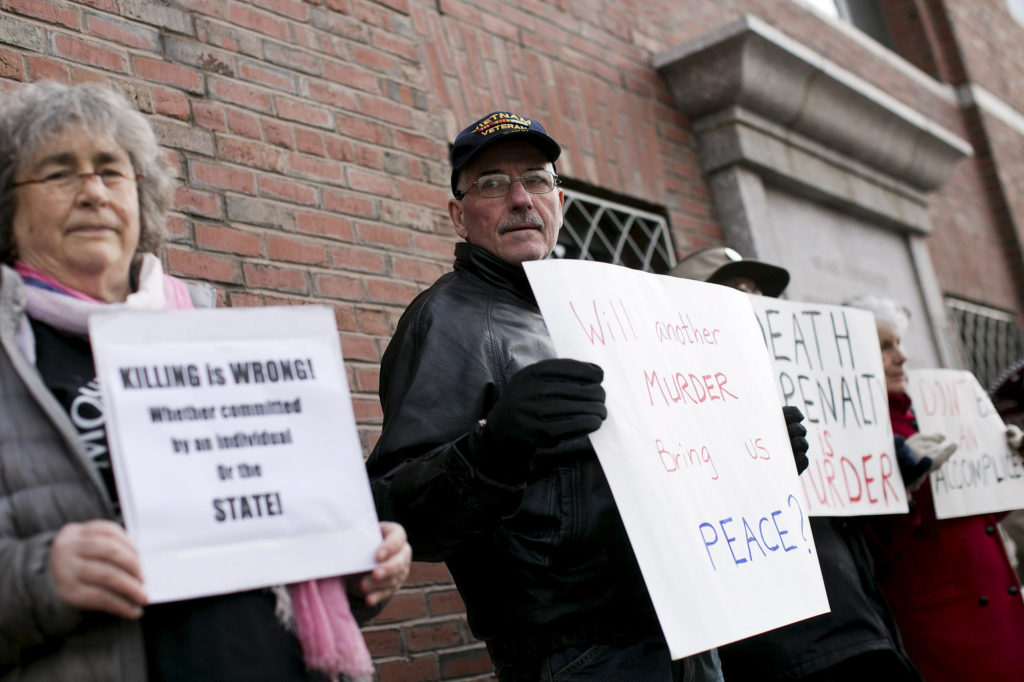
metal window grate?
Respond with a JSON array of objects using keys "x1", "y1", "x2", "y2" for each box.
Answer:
[
  {"x1": 553, "y1": 188, "x2": 675, "y2": 273},
  {"x1": 945, "y1": 297, "x2": 1024, "y2": 389}
]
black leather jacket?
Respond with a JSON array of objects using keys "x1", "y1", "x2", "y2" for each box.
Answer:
[{"x1": 367, "y1": 243, "x2": 660, "y2": 661}]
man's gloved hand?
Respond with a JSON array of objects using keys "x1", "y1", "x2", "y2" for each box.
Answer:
[
  {"x1": 906, "y1": 432, "x2": 958, "y2": 470},
  {"x1": 895, "y1": 435, "x2": 932, "y2": 492},
  {"x1": 466, "y1": 359, "x2": 607, "y2": 481},
  {"x1": 1007, "y1": 424, "x2": 1024, "y2": 453},
  {"x1": 783, "y1": 406, "x2": 809, "y2": 475}
]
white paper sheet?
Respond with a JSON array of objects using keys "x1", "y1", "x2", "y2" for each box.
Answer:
[
  {"x1": 524, "y1": 259, "x2": 828, "y2": 660},
  {"x1": 749, "y1": 297, "x2": 907, "y2": 516},
  {"x1": 907, "y1": 368, "x2": 1024, "y2": 519},
  {"x1": 90, "y1": 305, "x2": 381, "y2": 602}
]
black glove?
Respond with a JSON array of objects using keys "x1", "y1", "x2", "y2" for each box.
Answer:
[
  {"x1": 783, "y1": 405, "x2": 810, "y2": 475},
  {"x1": 895, "y1": 434, "x2": 932, "y2": 491},
  {"x1": 463, "y1": 359, "x2": 608, "y2": 482},
  {"x1": 486, "y1": 358, "x2": 607, "y2": 450}
]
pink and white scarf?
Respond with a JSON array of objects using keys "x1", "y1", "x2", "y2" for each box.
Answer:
[{"x1": 17, "y1": 255, "x2": 195, "y2": 330}]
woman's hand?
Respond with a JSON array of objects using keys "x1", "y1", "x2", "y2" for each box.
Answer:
[
  {"x1": 49, "y1": 520, "x2": 147, "y2": 619},
  {"x1": 906, "y1": 432, "x2": 957, "y2": 469},
  {"x1": 346, "y1": 521, "x2": 412, "y2": 607}
]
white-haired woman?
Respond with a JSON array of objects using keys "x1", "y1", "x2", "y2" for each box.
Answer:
[
  {"x1": 849, "y1": 295, "x2": 1024, "y2": 682},
  {"x1": 0, "y1": 81, "x2": 410, "y2": 682}
]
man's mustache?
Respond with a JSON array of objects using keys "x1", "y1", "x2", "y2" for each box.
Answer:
[{"x1": 497, "y1": 211, "x2": 545, "y2": 234}]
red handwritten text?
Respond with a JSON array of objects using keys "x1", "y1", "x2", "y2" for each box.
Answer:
[
  {"x1": 644, "y1": 368, "x2": 739, "y2": 407},
  {"x1": 656, "y1": 439, "x2": 719, "y2": 480},
  {"x1": 744, "y1": 437, "x2": 770, "y2": 461},
  {"x1": 801, "y1": 429, "x2": 901, "y2": 509},
  {"x1": 914, "y1": 377, "x2": 968, "y2": 417},
  {"x1": 654, "y1": 312, "x2": 721, "y2": 347},
  {"x1": 568, "y1": 298, "x2": 639, "y2": 346}
]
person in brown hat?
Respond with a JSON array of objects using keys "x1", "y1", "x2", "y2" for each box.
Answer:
[{"x1": 668, "y1": 246, "x2": 790, "y2": 297}]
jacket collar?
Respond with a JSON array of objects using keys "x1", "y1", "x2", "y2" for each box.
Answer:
[
  {"x1": 888, "y1": 391, "x2": 918, "y2": 437},
  {"x1": 453, "y1": 242, "x2": 538, "y2": 304},
  {"x1": 0, "y1": 265, "x2": 115, "y2": 511},
  {"x1": 888, "y1": 391, "x2": 912, "y2": 414}
]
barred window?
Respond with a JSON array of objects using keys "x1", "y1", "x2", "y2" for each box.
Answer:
[
  {"x1": 553, "y1": 187, "x2": 675, "y2": 273},
  {"x1": 945, "y1": 297, "x2": 1024, "y2": 389}
]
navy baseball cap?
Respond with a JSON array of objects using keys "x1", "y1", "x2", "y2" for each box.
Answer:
[{"x1": 450, "y1": 111, "x2": 561, "y2": 195}]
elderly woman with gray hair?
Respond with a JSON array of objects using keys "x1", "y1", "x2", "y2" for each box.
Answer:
[
  {"x1": 849, "y1": 294, "x2": 1024, "y2": 682},
  {"x1": 0, "y1": 81, "x2": 410, "y2": 682}
]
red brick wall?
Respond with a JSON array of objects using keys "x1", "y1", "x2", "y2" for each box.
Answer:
[
  {"x1": 973, "y1": 109, "x2": 1024, "y2": 309},
  {"x1": 3, "y1": 0, "x2": 1024, "y2": 679},
  {"x1": 924, "y1": 107, "x2": 1020, "y2": 311},
  {"x1": 935, "y1": 0, "x2": 1024, "y2": 310},
  {"x1": 878, "y1": 0, "x2": 966, "y2": 83},
  {"x1": 941, "y1": 0, "x2": 1024, "y2": 109},
  {"x1": 858, "y1": 0, "x2": 1024, "y2": 311}
]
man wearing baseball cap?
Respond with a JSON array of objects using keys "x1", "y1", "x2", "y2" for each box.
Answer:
[{"x1": 367, "y1": 112, "x2": 725, "y2": 681}]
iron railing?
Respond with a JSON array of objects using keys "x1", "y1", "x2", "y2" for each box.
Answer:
[{"x1": 946, "y1": 296, "x2": 1024, "y2": 389}]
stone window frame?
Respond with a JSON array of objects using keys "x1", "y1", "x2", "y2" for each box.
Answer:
[{"x1": 653, "y1": 15, "x2": 972, "y2": 367}]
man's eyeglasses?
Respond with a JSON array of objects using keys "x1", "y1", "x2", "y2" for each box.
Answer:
[
  {"x1": 453, "y1": 169, "x2": 560, "y2": 200},
  {"x1": 13, "y1": 168, "x2": 142, "y2": 193}
]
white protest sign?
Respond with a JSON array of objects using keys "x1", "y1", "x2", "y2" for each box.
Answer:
[
  {"x1": 906, "y1": 368, "x2": 1024, "y2": 519},
  {"x1": 749, "y1": 298, "x2": 907, "y2": 517},
  {"x1": 524, "y1": 259, "x2": 828, "y2": 660},
  {"x1": 90, "y1": 306, "x2": 381, "y2": 603}
]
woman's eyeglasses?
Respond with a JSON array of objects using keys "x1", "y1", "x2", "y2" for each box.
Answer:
[{"x1": 13, "y1": 168, "x2": 142, "y2": 193}]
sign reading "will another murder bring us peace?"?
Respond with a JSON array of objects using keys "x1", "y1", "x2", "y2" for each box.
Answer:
[
  {"x1": 89, "y1": 306, "x2": 381, "y2": 603},
  {"x1": 524, "y1": 259, "x2": 828, "y2": 662}
]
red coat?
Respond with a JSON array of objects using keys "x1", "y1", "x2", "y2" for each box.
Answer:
[{"x1": 872, "y1": 393, "x2": 1024, "y2": 681}]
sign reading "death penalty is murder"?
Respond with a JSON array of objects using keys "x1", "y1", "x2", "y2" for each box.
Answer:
[{"x1": 748, "y1": 297, "x2": 906, "y2": 518}]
